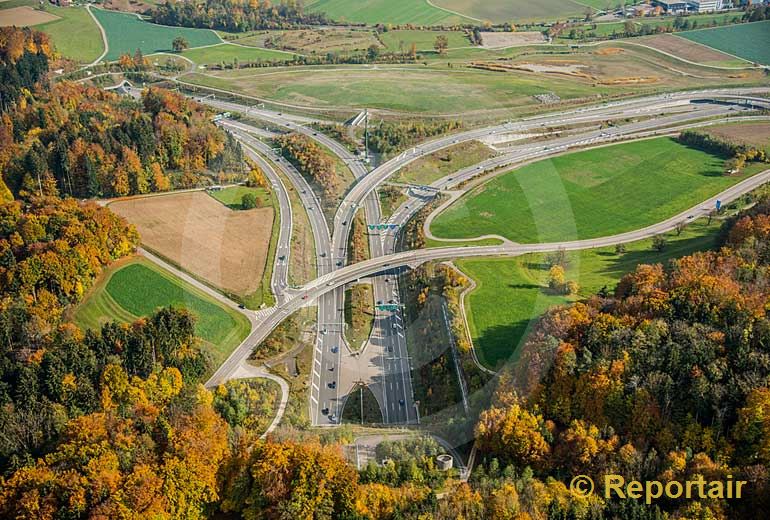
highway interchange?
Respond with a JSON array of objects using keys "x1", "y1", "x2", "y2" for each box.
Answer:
[{"x1": 193, "y1": 87, "x2": 770, "y2": 426}]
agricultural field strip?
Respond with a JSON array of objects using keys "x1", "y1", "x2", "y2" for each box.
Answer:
[
  {"x1": 615, "y1": 38, "x2": 754, "y2": 70},
  {"x1": 679, "y1": 20, "x2": 770, "y2": 66},
  {"x1": 90, "y1": 7, "x2": 221, "y2": 60}
]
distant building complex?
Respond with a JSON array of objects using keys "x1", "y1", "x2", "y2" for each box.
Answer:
[{"x1": 652, "y1": 0, "x2": 727, "y2": 12}]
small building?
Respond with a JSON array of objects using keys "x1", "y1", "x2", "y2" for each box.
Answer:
[
  {"x1": 436, "y1": 454, "x2": 453, "y2": 471},
  {"x1": 652, "y1": 0, "x2": 692, "y2": 12},
  {"x1": 689, "y1": 0, "x2": 724, "y2": 12}
]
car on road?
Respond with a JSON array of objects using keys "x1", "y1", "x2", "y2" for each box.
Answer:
[
  {"x1": 336, "y1": 261, "x2": 343, "y2": 267},
  {"x1": 320, "y1": 252, "x2": 326, "y2": 257},
  {"x1": 329, "y1": 414, "x2": 336, "y2": 422},
  {"x1": 278, "y1": 255, "x2": 286, "y2": 261},
  {"x1": 399, "y1": 400, "x2": 405, "y2": 406},
  {"x1": 331, "y1": 346, "x2": 339, "y2": 353},
  {"x1": 328, "y1": 381, "x2": 336, "y2": 389},
  {"x1": 388, "y1": 299, "x2": 395, "y2": 304},
  {"x1": 238, "y1": 304, "x2": 245, "y2": 309},
  {"x1": 322, "y1": 407, "x2": 329, "y2": 415}
]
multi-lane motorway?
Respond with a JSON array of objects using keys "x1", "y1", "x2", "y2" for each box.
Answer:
[
  {"x1": 220, "y1": 117, "x2": 416, "y2": 425},
  {"x1": 198, "y1": 87, "x2": 770, "y2": 428}
]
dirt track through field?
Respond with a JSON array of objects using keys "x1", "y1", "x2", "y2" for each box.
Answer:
[{"x1": 111, "y1": 191, "x2": 273, "y2": 296}]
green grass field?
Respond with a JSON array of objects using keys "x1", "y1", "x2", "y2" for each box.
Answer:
[
  {"x1": 680, "y1": 20, "x2": 770, "y2": 65},
  {"x1": 457, "y1": 219, "x2": 722, "y2": 369},
  {"x1": 91, "y1": 8, "x2": 221, "y2": 61},
  {"x1": 307, "y1": 0, "x2": 471, "y2": 25},
  {"x1": 395, "y1": 140, "x2": 495, "y2": 185},
  {"x1": 181, "y1": 43, "x2": 295, "y2": 66},
  {"x1": 73, "y1": 258, "x2": 250, "y2": 365},
  {"x1": 432, "y1": 0, "x2": 588, "y2": 23},
  {"x1": 379, "y1": 30, "x2": 471, "y2": 52},
  {"x1": 208, "y1": 186, "x2": 272, "y2": 210},
  {"x1": 431, "y1": 138, "x2": 761, "y2": 243},
  {"x1": 35, "y1": 5, "x2": 104, "y2": 63},
  {"x1": 184, "y1": 66, "x2": 616, "y2": 114}
]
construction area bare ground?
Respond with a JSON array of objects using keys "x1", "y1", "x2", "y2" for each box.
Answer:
[
  {"x1": 0, "y1": 6, "x2": 59, "y2": 26},
  {"x1": 637, "y1": 34, "x2": 745, "y2": 65},
  {"x1": 480, "y1": 31, "x2": 545, "y2": 48},
  {"x1": 110, "y1": 191, "x2": 274, "y2": 296},
  {"x1": 702, "y1": 122, "x2": 770, "y2": 149}
]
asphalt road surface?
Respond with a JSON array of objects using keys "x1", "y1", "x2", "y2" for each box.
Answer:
[{"x1": 199, "y1": 89, "x2": 770, "y2": 430}]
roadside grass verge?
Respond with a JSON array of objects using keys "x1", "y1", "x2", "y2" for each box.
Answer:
[
  {"x1": 394, "y1": 140, "x2": 496, "y2": 186},
  {"x1": 181, "y1": 43, "x2": 296, "y2": 66}
]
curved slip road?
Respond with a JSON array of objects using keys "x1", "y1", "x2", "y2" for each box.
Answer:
[{"x1": 199, "y1": 88, "x2": 770, "y2": 426}]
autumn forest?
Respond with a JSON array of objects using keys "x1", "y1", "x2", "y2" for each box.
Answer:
[{"x1": 1, "y1": 21, "x2": 770, "y2": 520}]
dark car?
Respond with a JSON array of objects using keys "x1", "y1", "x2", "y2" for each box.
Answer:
[
  {"x1": 322, "y1": 407, "x2": 329, "y2": 415},
  {"x1": 399, "y1": 400, "x2": 405, "y2": 406},
  {"x1": 328, "y1": 381, "x2": 336, "y2": 389},
  {"x1": 238, "y1": 304, "x2": 246, "y2": 309},
  {"x1": 331, "y1": 346, "x2": 339, "y2": 353}
]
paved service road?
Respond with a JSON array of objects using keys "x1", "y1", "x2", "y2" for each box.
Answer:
[{"x1": 200, "y1": 88, "x2": 770, "y2": 429}]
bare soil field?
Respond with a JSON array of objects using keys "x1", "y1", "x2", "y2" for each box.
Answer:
[
  {"x1": 110, "y1": 191, "x2": 274, "y2": 296},
  {"x1": 637, "y1": 34, "x2": 746, "y2": 66},
  {"x1": 701, "y1": 122, "x2": 770, "y2": 150},
  {"x1": 0, "y1": 6, "x2": 59, "y2": 26},
  {"x1": 480, "y1": 31, "x2": 545, "y2": 48},
  {"x1": 238, "y1": 28, "x2": 379, "y2": 54}
]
